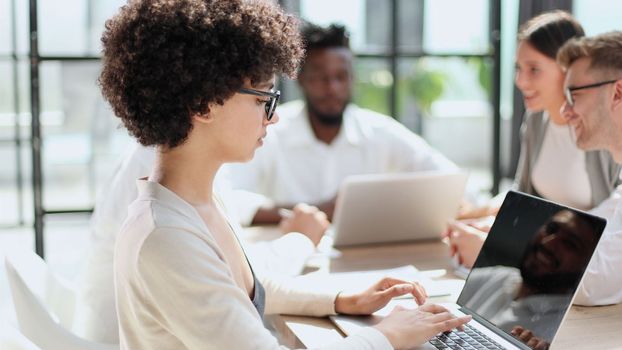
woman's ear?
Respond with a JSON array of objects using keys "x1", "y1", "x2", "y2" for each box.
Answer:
[
  {"x1": 192, "y1": 106, "x2": 216, "y2": 124},
  {"x1": 192, "y1": 112, "x2": 213, "y2": 124}
]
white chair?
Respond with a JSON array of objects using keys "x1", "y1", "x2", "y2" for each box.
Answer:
[
  {"x1": 0, "y1": 322, "x2": 41, "y2": 350},
  {"x1": 5, "y1": 250, "x2": 118, "y2": 350}
]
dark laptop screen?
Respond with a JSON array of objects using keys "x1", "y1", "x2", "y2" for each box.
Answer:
[{"x1": 457, "y1": 191, "x2": 605, "y2": 348}]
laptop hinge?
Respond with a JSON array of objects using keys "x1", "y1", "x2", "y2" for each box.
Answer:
[{"x1": 459, "y1": 306, "x2": 532, "y2": 350}]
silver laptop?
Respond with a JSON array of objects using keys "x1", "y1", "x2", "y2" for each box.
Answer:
[
  {"x1": 331, "y1": 191, "x2": 606, "y2": 349},
  {"x1": 331, "y1": 171, "x2": 468, "y2": 247}
]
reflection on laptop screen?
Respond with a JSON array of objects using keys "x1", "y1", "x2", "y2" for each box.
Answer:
[{"x1": 457, "y1": 191, "x2": 605, "y2": 346}]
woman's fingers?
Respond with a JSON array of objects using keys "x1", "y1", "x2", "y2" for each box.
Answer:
[{"x1": 434, "y1": 315, "x2": 472, "y2": 334}]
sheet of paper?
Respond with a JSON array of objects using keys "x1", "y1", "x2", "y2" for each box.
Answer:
[{"x1": 297, "y1": 265, "x2": 462, "y2": 298}]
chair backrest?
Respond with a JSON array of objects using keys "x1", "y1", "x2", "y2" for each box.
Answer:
[
  {"x1": 5, "y1": 250, "x2": 119, "y2": 350},
  {"x1": 0, "y1": 323, "x2": 41, "y2": 350},
  {"x1": 5, "y1": 250, "x2": 76, "y2": 328}
]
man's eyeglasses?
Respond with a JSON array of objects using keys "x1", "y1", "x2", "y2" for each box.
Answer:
[
  {"x1": 239, "y1": 88, "x2": 281, "y2": 121},
  {"x1": 564, "y1": 79, "x2": 619, "y2": 107}
]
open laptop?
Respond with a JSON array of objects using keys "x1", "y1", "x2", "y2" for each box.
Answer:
[
  {"x1": 331, "y1": 191, "x2": 606, "y2": 349},
  {"x1": 330, "y1": 171, "x2": 468, "y2": 247}
]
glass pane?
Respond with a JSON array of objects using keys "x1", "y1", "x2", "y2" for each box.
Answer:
[
  {"x1": 39, "y1": 62, "x2": 63, "y2": 114},
  {"x1": 0, "y1": 60, "x2": 27, "y2": 224},
  {"x1": 0, "y1": 140, "x2": 29, "y2": 226},
  {"x1": 0, "y1": 144, "x2": 19, "y2": 225},
  {"x1": 279, "y1": 77, "x2": 302, "y2": 104},
  {"x1": 38, "y1": 0, "x2": 88, "y2": 55},
  {"x1": 0, "y1": 0, "x2": 29, "y2": 55},
  {"x1": 353, "y1": 58, "x2": 391, "y2": 116},
  {"x1": 423, "y1": 0, "x2": 489, "y2": 54},
  {"x1": 38, "y1": 0, "x2": 126, "y2": 56},
  {"x1": 397, "y1": 57, "x2": 491, "y2": 168},
  {"x1": 397, "y1": 0, "x2": 424, "y2": 51},
  {"x1": 0, "y1": 0, "x2": 11, "y2": 55},
  {"x1": 89, "y1": 1, "x2": 129, "y2": 54},
  {"x1": 17, "y1": 60, "x2": 29, "y2": 115},
  {"x1": 39, "y1": 61, "x2": 132, "y2": 210},
  {"x1": 0, "y1": 59, "x2": 33, "y2": 225},
  {"x1": 500, "y1": 0, "x2": 519, "y2": 120},
  {"x1": 299, "y1": 0, "x2": 390, "y2": 53},
  {"x1": 20, "y1": 141, "x2": 32, "y2": 223},
  {"x1": 0, "y1": 61, "x2": 14, "y2": 114},
  {"x1": 15, "y1": 0, "x2": 28, "y2": 55},
  {"x1": 574, "y1": 0, "x2": 622, "y2": 35},
  {"x1": 362, "y1": 0, "x2": 391, "y2": 52}
]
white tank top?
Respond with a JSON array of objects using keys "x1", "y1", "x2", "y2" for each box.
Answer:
[{"x1": 531, "y1": 120, "x2": 592, "y2": 210}]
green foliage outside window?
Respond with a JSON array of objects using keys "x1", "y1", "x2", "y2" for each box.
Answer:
[
  {"x1": 470, "y1": 57, "x2": 492, "y2": 99},
  {"x1": 353, "y1": 61, "x2": 391, "y2": 116},
  {"x1": 406, "y1": 60, "x2": 446, "y2": 115}
]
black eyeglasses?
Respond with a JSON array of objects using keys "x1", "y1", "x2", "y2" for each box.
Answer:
[
  {"x1": 564, "y1": 79, "x2": 619, "y2": 107},
  {"x1": 239, "y1": 88, "x2": 281, "y2": 121}
]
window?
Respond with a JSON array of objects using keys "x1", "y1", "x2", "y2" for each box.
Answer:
[
  {"x1": 290, "y1": 0, "x2": 499, "y2": 173},
  {"x1": 574, "y1": 0, "x2": 622, "y2": 35}
]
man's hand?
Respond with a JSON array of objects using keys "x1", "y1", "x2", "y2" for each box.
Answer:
[
  {"x1": 278, "y1": 203, "x2": 329, "y2": 246},
  {"x1": 446, "y1": 220, "x2": 487, "y2": 268},
  {"x1": 316, "y1": 196, "x2": 337, "y2": 221},
  {"x1": 334, "y1": 277, "x2": 428, "y2": 315},
  {"x1": 511, "y1": 326, "x2": 550, "y2": 350},
  {"x1": 457, "y1": 201, "x2": 500, "y2": 221}
]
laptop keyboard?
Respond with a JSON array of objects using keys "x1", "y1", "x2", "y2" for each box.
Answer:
[{"x1": 429, "y1": 324, "x2": 506, "y2": 350}]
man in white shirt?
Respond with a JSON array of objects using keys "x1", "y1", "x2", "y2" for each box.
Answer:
[
  {"x1": 72, "y1": 144, "x2": 328, "y2": 343},
  {"x1": 228, "y1": 23, "x2": 457, "y2": 225},
  {"x1": 558, "y1": 31, "x2": 622, "y2": 305}
]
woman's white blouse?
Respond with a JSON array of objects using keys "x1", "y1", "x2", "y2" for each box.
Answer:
[
  {"x1": 531, "y1": 121, "x2": 591, "y2": 210},
  {"x1": 114, "y1": 179, "x2": 393, "y2": 349}
]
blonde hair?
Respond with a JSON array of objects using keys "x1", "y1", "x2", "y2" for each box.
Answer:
[{"x1": 557, "y1": 31, "x2": 622, "y2": 76}]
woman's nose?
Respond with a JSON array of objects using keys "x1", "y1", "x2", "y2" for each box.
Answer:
[
  {"x1": 267, "y1": 111, "x2": 279, "y2": 125},
  {"x1": 515, "y1": 71, "x2": 528, "y2": 91}
]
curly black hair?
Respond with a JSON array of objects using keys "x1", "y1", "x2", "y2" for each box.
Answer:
[
  {"x1": 301, "y1": 22, "x2": 350, "y2": 53},
  {"x1": 99, "y1": 0, "x2": 304, "y2": 148}
]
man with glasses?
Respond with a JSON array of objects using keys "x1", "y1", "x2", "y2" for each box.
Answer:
[
  {"x1": 228, "y1": 22, "x2": 457, "y2": 225},
  {"x1": 558, "y1": 31, "x2": 622, "y2": 306}
]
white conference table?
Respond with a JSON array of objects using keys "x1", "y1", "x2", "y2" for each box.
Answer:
[{"x1": 243, "y1": 226, "x2": 622, "y2": 350}]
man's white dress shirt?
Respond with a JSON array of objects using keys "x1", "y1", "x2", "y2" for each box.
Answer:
[
  {"x1": 578, "y1": 171, "x2": 622, "y2": 305},
  {"x1": 229, "y1": 100, "x2": 458, "y2": 225}
]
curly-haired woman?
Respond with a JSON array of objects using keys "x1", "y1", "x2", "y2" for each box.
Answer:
[{"x1": 101, "y1": 1, "x2": 470, "y2": 349}]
